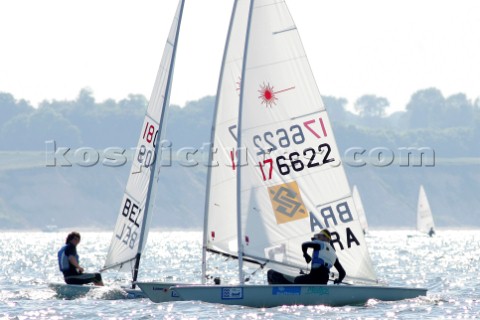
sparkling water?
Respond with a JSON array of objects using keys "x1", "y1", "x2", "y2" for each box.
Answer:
[{"x1": 1, "y1": 230, "x2": 479, "y2": 319}]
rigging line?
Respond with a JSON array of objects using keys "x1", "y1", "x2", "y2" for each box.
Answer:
[
  {"x1": 242, "y1": 252, "x2": 305, "y2": 271},
  {"x1": 206, "y1": 248, "x2": 262, "y2": 266},
  {"x1": 244, "y1": 261, "x2": 268, "y2": 282},
  {"x1": 99, "y1": 257, "x2": 136, "y2": 272}
]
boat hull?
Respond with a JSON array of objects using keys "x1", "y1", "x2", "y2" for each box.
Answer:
[
  {"x1": 122, "y1": 286, "x2": 147, "y2": 299},
  {"x1": 167, "y1": 284, "x2": 427, "y2": 308},
  {"x1": 134, "y1": 281, "x2": 184, "y2": 303}
]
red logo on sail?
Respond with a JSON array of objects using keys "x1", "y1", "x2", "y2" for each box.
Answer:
[{"x1": 258, "y1": 82, "x2": 295, "y2": 108}]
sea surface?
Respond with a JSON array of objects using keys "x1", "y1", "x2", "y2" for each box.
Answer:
[{"x1": 0, "y1": 230, "x2": 479, "y2": 319}]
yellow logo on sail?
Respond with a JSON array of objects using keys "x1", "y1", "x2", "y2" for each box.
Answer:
[{"x1": 268, "y1": 181, "x2": 308, "y2": 224}]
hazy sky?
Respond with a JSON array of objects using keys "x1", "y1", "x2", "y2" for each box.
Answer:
[{"x1": 1, "y1": 0, "x2": 479, "y2": 113}]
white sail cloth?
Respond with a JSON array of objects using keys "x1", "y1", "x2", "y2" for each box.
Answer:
[
  {"x1": 205, "y1": 0, "x2": 250, "y2": 260},
  {"x1": 235, "y1": 0, "x2": 377, "y2": 284},
  {"x1": 417, "y1": 185, "x2": 435, "y2": 234},
  {"x1": 352, "y1": 185, "x2": 369, "y2": 234},
  {"x1": 103, "y1": 1, "x2": 184, "y2": 273}
]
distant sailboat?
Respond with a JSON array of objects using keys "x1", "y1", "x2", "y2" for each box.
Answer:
[
  {"x1": 352, "y1": 185, "x2": 369, "y2": 234},
  {"x1": 417, "y1": 185, "x2": 435, "y2": 237}
]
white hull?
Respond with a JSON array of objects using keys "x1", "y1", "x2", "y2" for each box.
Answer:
[
  {"x1": 122, "y1": 286, "x2": 147, "y2": 299},
  {"x1": 135, "y1": 281, "x2": 184, "y2": 303},
  {"x1": 165, "y1": 284, "x2": 427, "y2": 308}
]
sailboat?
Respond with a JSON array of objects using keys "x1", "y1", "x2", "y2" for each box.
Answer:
[
  {"x1": 138, "y1": 0, "x2": 427, "y2": 307},
  {"x1": 48, "y1": 1, "x2": 186, "y2": 300},
  {"x1": 416, "y1": 185, "x2": 435, "y2": 237},
  {"x1": 352, "y1": 185, "x2": 369, "y2": 234},
  {"x1": 99, "y1": 0, "x2": 185, "y2": 298},
  {"x1": 135, "y1": 0, "x2": 248, "y2": 302}
]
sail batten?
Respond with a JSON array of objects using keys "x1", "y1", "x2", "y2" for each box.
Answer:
[
  {"x1": 290, "y1": 110, "x2": 325, "y2": 120},
  {"x1": 143, "y1": 114, "x2": 161, "y2": 127},
  {"x1": 273, "y1": 26, "x2": 297, "y2": 34}
]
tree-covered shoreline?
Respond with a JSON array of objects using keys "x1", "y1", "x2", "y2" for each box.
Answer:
[
  {"x1": 1, "y1": 88, "x2": 479, "y2": 157},
  {"x1": 0, "y1": 88, "x2": 479, "y2": 230}
]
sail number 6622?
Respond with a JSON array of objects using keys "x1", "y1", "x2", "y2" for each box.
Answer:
[{"x1": 259, "y1": 143, "x2": 334, "y2": 180}]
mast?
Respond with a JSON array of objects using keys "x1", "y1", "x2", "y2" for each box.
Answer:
[
  {"x1": 236, "y1": 0, "x2": 255, "y2": 285},
  {"x1": 201, "y1": 0, "x2": 240, "y2": 284},
  {"x1": 131, "y1": 0, "x2": 186, "y2": 288}
]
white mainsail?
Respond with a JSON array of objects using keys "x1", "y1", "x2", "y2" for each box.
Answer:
[
  {"x1": 417, "y1": 185, "x2": 435, "y2": 234},
  {"x1": 102, "y1": 0, "x2": 185, "y2": 283},
  {"x1": 352, "y1": 185, "x2": 369, "y2": 234},
  {"x1": 236, "y1": 0, "x2": 377, "y2": 284}
]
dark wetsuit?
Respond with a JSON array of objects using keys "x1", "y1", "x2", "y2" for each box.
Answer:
[
  {"x1": 267, "y1": 240, "x2": 346, "y2": 285},
  {"x1": 294, "y1": 259, "x2": 345, "y2": 284},
  {"x1": 293, "y1": 240, "x2": 346, "y2": 285},
  {"x1": 62, "y1": 243, "x2": 102, "y2": 285}
]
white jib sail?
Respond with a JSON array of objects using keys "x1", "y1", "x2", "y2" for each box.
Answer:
[
  {"x1": 204, "y1": 0, "x2": 250, "y2": 267},
  {"x1": 352, "y1": 185, "x2": 369, "y2": 234},
  {"x1": 103, "y1": 0, "x2": 185, "y2": 273},
  {"x1": 417, "y1": 185, "x2": 435, "y2": 234},
  {"x1": 237, "y1": 0, "x2": 377, "y2": 284}
]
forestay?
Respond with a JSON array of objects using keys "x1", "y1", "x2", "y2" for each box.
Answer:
[
  {"x1": 103, "y1": 0, "x2": 185, "y2": 276},
  {"x1": 417, "y1": 185, "x2": 435, "y2": 234},
  {"x1": 237, "y1": 0, "x2": 377, "y2": 284}
]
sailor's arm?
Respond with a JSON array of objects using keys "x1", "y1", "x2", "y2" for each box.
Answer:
[
  {"x1": 68, "y1": 255, "x2": 84, "y2": 273},
  {"x1": 333, "y1": 259, "x2": 346, "y2": 283},
  {"x1": 301, "y1": 241, "x2": 320, "y2": 253},
  {"x1": 301, "y1": 241, "x2": 320, "y2": 263}
]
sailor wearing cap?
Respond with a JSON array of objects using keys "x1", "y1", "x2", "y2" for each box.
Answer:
[{"x1": 294, "y1": 229, "x2": 346, "y2": 285}]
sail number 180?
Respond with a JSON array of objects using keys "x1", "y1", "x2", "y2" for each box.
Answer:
[
  {"x1": 138, "y1": 122, "x2": 159, "y2": 168},
  {"x1": 143, "y1": 121, "x2": 158, "y2": 147}
]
